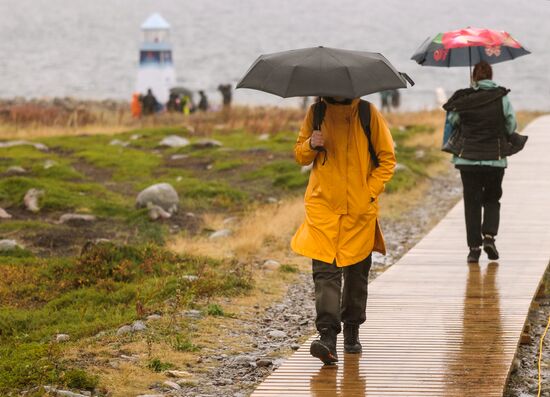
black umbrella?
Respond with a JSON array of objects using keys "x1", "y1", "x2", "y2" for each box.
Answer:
[{"x1": 237, "y1": 46, "x2": 414, "y2": 98}]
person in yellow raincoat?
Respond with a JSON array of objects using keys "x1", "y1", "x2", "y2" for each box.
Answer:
[{"x1": 291, "y1": 96, "x2": 396, "y2": 364}]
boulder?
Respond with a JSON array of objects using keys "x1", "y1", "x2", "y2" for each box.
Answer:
[
  {"x1": 0, "y1": 208, "x2": 12, "y2": 219},
  {"x1": 0, "y1": 239, "x2": 21, "y2": 251},
  {"x1": 209, "y1": 229, "x2": 232, "y2": 239},
  {"x1": 0, "y1": 140, "x2": 48, "y2": 151},
  {"x1": 162, "y1": 380, "x2": 181, "y2": 390},
  {"x1": 43, "y1": 159, "x2": 57, "y2": 169},
  {"x1": 165, "y1": 369, "x2": 192, "y2": 378},
  {"x1": 24, "y1": 188, "x2": 44, "y2": 212},
  {"x1": 136, "y1": 183, "x2": 179, "y2": 214},
  {"x1": 59, "y1": 213, "x2": 96, "y2": 225},
  {"x1": 268, "y1": 330, "x2": 287, "y2": 339},
  {"x1": 159, "y1": 135, "x2": 190, "y2": 148},
  {"x1": 258, "y1": 133, "x2": 270, "y2": 141},
  {"x1": 131, "y1": 320, "x2": 147, "y2": 332},
  {"x1": 147, "y1": 203, "x2": 172, "y2": 220},
  {"x1": 170, "y1": 154, "x2": 189, "y2": 160},
  {"x1": 263, "y1": 259, "x2": 281, "y2": 271},
  {"x1": 55, "y1": 334, "x2": 70, "y2": 343},
  {"x1": 42, "y1": 387, "x2": 88, "y2": 397},
  {"x1": 6, "y1": 166, "x2": 27, "y2": 174},
  {"x1": 116, "y1": 325, "x2": 133, "y2": 336}
]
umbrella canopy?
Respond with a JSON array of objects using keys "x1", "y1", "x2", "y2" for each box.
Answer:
[
  {"x1": 411, "y1": 27, "x2": 530, "y2": 67},
  {"x1": 237, "y1": 46, "x2": 413, "y2": 98},
  {"x1": 170, "y1": 86, "x2": 194, "y2": 98}
]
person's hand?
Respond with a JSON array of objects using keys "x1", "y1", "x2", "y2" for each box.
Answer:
[{"x1": 310, "y1": 130, "x2": 324, "y2": 149}]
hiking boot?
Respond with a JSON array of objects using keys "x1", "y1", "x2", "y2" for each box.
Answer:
[
  {"x1": 483, "y1": 235, "x2": 499, "y2": 260},
  {"x1": 310, "y1": 328, "x2": 338, "y2": 365},
  {"x1": 343, "y1": 323, "x2": 362, "y2": 354},
  {"x1": 467, "y1": 247, "x2": 481, "y2": 263}
]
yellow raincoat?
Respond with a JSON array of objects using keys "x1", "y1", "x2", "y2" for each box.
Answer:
[{"x1": 291, "y1": 98, "x2": 396, "y2": 267}]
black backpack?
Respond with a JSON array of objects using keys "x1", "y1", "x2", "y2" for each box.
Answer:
[{"x1": 312, "y1": 99, "x2": 379, "y2": 168}]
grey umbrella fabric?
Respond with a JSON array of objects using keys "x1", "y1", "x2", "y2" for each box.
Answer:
[{"x1": 237, "y1": 46, "x2": 413, "y2": 98}]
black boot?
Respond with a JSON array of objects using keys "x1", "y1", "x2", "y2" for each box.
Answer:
[
  {"x1": 310, "y1": 328, "x2": 338, "y2": 365},
  {"x1": 467, "y1": 247, "x2": 481, "y2": 263},
  {"x1": 343, "y1": 323, "x2": 362, "y2": 354},
  {"x1": 483, "y1": 235, "x2": 499, "y2": 260}
]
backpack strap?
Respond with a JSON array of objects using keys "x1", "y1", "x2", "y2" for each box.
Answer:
[
  {"x1": 312, "y1": 100, "x2": 327, "y2": 164},
  {"x1": 358, "y1": 100, "x2": 379, "y2": 168}
]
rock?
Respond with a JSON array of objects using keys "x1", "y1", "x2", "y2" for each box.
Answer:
[
  {"x1": 130, "y1": 134, "x2": 141, "y2": 140},
  {"x1": 263, "y1": 259, "x2": 281, "y2": 271},
  {"x1": 182, "y1": 310, "x2": 202, "y2": 320},
  {"x1": 109, "y1": 139, "x2": 129, "y2": 147},
  {"x1": 192, "y1": 139, "x2": 223, "y2": 149},
  {"x1": 256, "y1": 358, "x2": 273, "y2": 367},
  {"x1": 136, "y1": 183, "x2": 179, "y2": 214},
  {"x1": 131, "y1": 320, "x2": 147, "y2": 332},
  {"x1": 6, "y1": 165, "x2": 27, "y2": 174},
  {"x1": 175, "y1": 176, "x2": 183, "y2": 182},
  {"x1": 42, "y1": 386, "x2": 88, "y2": 397},
  {"x1": 395, "y1": 163, "x2": 409, "y2": 172},
  {"x1": 159, "y1": 135, "x2": 190, "y2": 148},
  {"x1": 209, "y1": 229, "x2": 232, "y2": 239},
  {"x1": 170, "y1": 154, "x2": 189, "y2": 161},
  {"x1": 0, "y1": 208, "x2": 12, "y2": 219},
  {"x1": 233, "y1": 355, "x2": 256, "y2": 365},
  {"x1": 291, "y1": 343, "x2": 301, "y2": 351},
  {"x1": 222, "y1": 216, "x2": 239, "y2": 225},
  {"x1": 266, "y1": 197, "x2": 278, "y2": 204},
  {"x1": 43, "y1": 159, "x2": 57, "y2": 169},
  {"x1": 120, "y1": 354, "x2": 139, "y2": 362},
  {"x1": 58, "y1": 213, "x2": 96, "y2": 225},
  {"x1": 165, "y1": 369, "x2": 192, "y2": 378},
  {"x1": 0, "y1": 239, "x2": 21, "y2": 251},
  {"x1": 55, "y1": 334, "x2": 70, "y2": 343},
  {"x1": 24, "y1": 188, "x2": 44, "y2": 212},
  {"x1": 162, "y1": 380, "x2": 181, "y2": 390},
  {"x1": 0, "y1": 140, "x2": 48, "y2": 151},
  {"x1": 301, "y1": 163, "x2": 313, "y2": 174},
  {"x1": 146, "y1": 314, "x2": 162, "y2": 321},
  {"x1": 258, "y1": 133, "x2": 270, "y2": 141},
  {"x1": 268, "y1": 330, "x2": 287, "y2": 339},
  {"x1": 137, "y1": 395, "x2": 164, "y2": 397},
  {"x1": 147, "y1": 203, "x2": 172, "y2": 220},
  {"x1": 182, "y1": 275, "x2": 198, "y2": 282},
  {"x1": 116, "y1": 325, "x2": 133, "y2": 336},
  {"x1": 415, "y1": 149, "x2": 426, "y2": 159}
]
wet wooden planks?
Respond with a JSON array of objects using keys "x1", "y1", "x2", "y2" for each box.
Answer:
[{"x1": 252, "y1": 116, "x2": 550, "y2": 396}]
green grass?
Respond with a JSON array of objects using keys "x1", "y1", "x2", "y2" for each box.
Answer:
[{"x1": 0, "y1": 243, "x2": 253, "y2": 393}]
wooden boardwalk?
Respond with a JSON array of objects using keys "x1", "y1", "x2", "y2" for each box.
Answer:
[{"x1": 252, "y1": 116, "x2": 550, "y2": 397}]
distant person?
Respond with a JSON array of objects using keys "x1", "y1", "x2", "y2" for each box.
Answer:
[
  {"x1": 390, "y1": 89, "x2": 401, "y2": 110},
  {"x1": 442, "y1": 61, "x2": 517, "y2": 264},
  {"x1": 218, "y1": 84, "x2": 233, "y2": 107},
  {"x1": 166, "y1": 93, "x2": 179, "y2": 112},
  {"x1": 379, "y1": 90, "x2": 391, "y2": 112},
  {"x1": 198, "y1": 91, "x2": 209, "y2": 112},
  {"x1": 142, "y1": 89, "x2": 159, "y2": 116},
  {"x1": 131, "y1": 93, "x2": 142, "y2": 118},
  {"x1": 181, "y1": 95, "x2": 192, "y2": 115}
]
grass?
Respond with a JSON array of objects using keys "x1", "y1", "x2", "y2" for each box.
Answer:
[{"x1": 1, "y1": 105, "x2": 542, "y2": 395}]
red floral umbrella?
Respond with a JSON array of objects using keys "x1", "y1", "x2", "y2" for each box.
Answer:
[{"x1": 411, "y1": 27, "x2": 530, "y2": 79}]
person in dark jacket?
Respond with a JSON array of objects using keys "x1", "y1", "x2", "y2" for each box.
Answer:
[
  {"x1": 142, "y1": 89, "x2": 159, "y2": 116},
  {"x1": 443, "y1": 61, "x2": 517, "y2": 263},
  {"x1": 198, "y1": 90, "x2": 209, "y2": 112}
]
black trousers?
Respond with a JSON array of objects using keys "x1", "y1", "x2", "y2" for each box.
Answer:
[
  {"x1": 312, "y1": 255, "x2": 372, "y2": 334},
  {"x1": 460, "y1": 168, "x2": 505, "y2": 248}
]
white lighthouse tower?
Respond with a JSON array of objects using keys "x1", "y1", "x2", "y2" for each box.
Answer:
[{"x1": 135, "y1": 13, "x2": 176, "y2": 104}]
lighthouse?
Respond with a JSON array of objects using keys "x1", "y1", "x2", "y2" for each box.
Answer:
[{"x1": 135, "y1": 13, "x2": 176, "y2": 104}]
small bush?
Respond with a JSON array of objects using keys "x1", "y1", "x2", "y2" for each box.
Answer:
[
  {"x1": 279, "y1": 264, "x2": 299, "y2": 273},
  {"x1": 171, "y1": 335, "x2": 200, "y2": 352},
  {"x1": 147, "y1": 358, "x2": 174, "y2": 372},
  {"x1": 206, "y1": 303, "x2": 224, "y2": 316}
]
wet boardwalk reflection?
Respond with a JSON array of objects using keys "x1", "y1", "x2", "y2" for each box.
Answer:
[{"x1": 252, "y1": 116, "x2": 550, "y2": 396}]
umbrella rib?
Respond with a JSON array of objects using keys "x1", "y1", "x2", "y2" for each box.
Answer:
[{"x1": 282, "y1": 65, "x2": 298, "y2": 97}]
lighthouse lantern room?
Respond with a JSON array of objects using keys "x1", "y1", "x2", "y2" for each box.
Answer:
[{"x1": 135, "y1": 13, "x2": 176, "y2": 104}]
